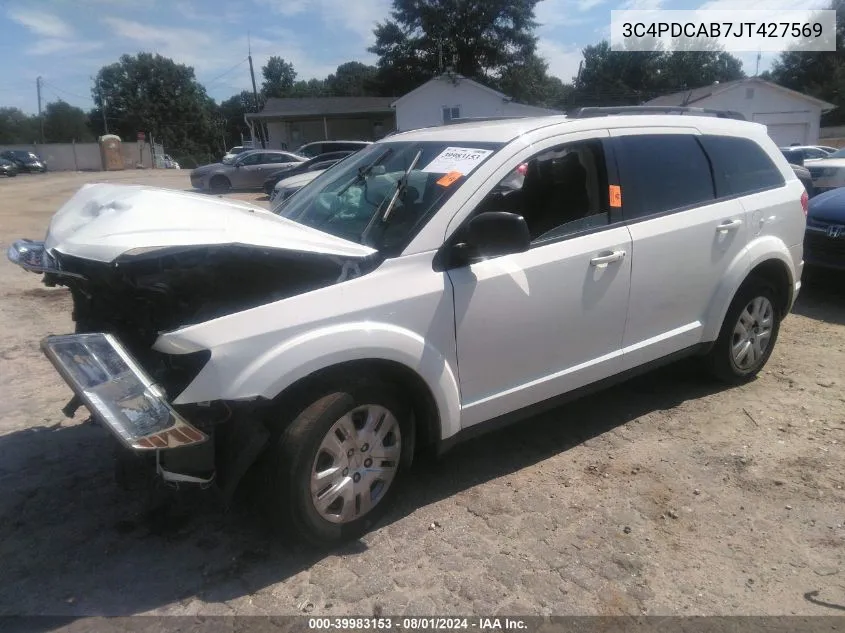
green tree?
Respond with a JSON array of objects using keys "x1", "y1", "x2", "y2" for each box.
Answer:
[
  {"x1": 0, "y1": 107, "x2": 39, "y2": 144},
  {"x1": 325, "y1": 62, "x2": 379, "y2": 96},
  {"x1": 496, "y1": 52, "x2": 572, "y2": 107},
  {"x1": 89, "y1": 53, "x2": 218, "y2": 154},
  {"x1": 287, "y1": 78, "x2": 329, "y2": 97},
  {"x1": 571, "y1": 40, "x2": 744, "y2": 108},
  {"x1": 261, "y1": 56, "x2": 296, "y2": 98},
  {"x1": 43, "y1": 100, "x2": 95, "y2": 142},
  {"x1": 370, "y1": 0, "x2": 541, "y2": 96},
  {"x1": 769, "y1": 0, "x2": 845, "y2": 124}
]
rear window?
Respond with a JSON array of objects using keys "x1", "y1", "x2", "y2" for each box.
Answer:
[
  {"x1": 615, "y1": 134, "x2": 715, "y2": 218},
  {"x1": 698, "y1": 135, "x2": 784, "y2": 197}
]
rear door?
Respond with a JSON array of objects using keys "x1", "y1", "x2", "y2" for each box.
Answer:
[{"x1": 611, "y1": 128, "x2": 750, "y2": 369}]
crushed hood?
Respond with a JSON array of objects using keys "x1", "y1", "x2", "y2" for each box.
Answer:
[{"x1": 43, "y1": 183, "x2": 376, "y2": 263}]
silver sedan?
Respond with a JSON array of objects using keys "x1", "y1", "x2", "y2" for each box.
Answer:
[{"x1": 190, "y1": 150, "x2": 306, "y2": 191}]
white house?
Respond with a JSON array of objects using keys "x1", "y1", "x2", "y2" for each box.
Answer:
[
  {"x1": 391, "y1": 73, "x2": 562, "y2": 131},
  {"x1": 645, "y1": 78, "x2": 835, "y2": 146}
]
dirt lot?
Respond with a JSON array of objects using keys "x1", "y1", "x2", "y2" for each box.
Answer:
[{"x1": 0, "y1": 170, "x2": 844, "y2": 617}]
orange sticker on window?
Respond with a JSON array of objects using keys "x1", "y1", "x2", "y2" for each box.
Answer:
[
  {"x1": 437, "y1": 171, "x2": 462, "y2": 187},
  {"x1": 609, "y1": 184, "x2": 622, "y2": 208}
]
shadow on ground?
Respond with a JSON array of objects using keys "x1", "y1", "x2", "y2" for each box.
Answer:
[
  {"x1": 792, "y1": 267, "x2": 845, "y2": 326},
  {"x1": 0, "y1": 361, "x2": 727, "y2": 617}
]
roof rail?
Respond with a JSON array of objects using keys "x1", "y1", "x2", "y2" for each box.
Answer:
[
  {"x1": 443, "y1": 115, "x2": 531, "y2": 125},
  {"x1": 569, "y1": 106, "x2": 747, "y2": 121}
]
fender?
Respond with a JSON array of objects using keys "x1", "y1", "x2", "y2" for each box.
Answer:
[
  {"x1": 171, "y1": 321, "x2": 463, "y2": 442},
  {"x1": 701, "y1": 235, "x2": 796, "y2": 342}
]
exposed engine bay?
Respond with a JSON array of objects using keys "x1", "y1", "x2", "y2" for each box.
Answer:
[{"x1": 45, "y1": 244, "x2": 376, "y2": 398}]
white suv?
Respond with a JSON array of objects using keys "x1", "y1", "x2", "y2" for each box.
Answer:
[{"x1": 8, "y1": 108, "x2": 806, "y2": 546}]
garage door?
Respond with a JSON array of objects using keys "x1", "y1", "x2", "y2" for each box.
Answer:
[{"x1": 765, "y1": 123, "x2": 809, "y2": 146}]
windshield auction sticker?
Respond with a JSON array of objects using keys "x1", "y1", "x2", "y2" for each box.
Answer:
[{"x1": 421, "y1": 147, "x2": 494, "y2": 175}]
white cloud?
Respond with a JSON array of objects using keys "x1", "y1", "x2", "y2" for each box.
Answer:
[
  {"x1": 253, "y1": 0, "x2": 389, "y2": 44},
  {"x1": 31, "y1": 39, "x2": 103, "y2": 56},
  {"x1": 538, "y1": 39, "x2": 583, "y2": 83},
  {"x1": 622, "y1": 0, "x2": 664, "y2": 9},
  {"x1": 253, "y1": 0, "x2": 311, "y2": 16},
  {"x1": 98, "y1": 17, "x2": 342, "y2": 95},
  {"x1": 536, "y1": 0, "x2": 605, "y2": 28},
  {"x1": 7, "y1": 9, "x2": 75, "y2": 38},
  {"x1": 695, "y1": 0, "x2": 827, "y2": 9}
]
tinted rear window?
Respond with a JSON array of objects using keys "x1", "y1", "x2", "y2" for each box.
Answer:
[
  {"x1": 615, "y1": 134, "x2": 715, "y2": 218},
  {"x1": 698, "y1": 135, "x2": 784, "y2": 197}
]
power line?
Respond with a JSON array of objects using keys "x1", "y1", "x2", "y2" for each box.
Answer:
[
  {"x1": 203, "y1": 58, "x2": 249, "y2": 88},
  {"x1": 40, "y1": 80, "x2": 94, "y2": 103}
]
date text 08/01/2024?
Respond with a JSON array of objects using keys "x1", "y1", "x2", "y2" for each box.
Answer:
[{"x1": 307, "y1": 618, "x2": 529, "y2": 630}]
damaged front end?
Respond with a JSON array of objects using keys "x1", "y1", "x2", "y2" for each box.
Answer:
[{"x1": 8, "y1": 183, "x2": 380, "y2": 496}]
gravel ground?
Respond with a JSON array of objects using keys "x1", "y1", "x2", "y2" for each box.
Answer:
[{"x1": 0, "y1": 170, "x2": 843, "y2": 617}]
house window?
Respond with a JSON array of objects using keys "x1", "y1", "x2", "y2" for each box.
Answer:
[
  {"x1": 442, "y1": 106, "x2": 461, "y2": 123},
  {"x1": 745, "y1": 87, "x2": 755, "y2": 99}
]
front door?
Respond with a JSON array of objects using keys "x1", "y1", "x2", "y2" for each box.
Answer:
[{"x1": 447, "y1": 133, "x2": 633, "y2": 427}]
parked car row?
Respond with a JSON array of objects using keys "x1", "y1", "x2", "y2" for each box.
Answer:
[
  {"x1": 191, "y1": 142, "x2": 371, "y2": 193},
  {"x1": 0, "y1": 149, "x2": 47, "y2": 173}
]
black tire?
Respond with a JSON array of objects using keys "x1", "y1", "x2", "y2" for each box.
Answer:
[
  {"x1": 262, "y1": 377, "x2": 413, "y2": 547},
  {"x1": 704, "y1": 279, "x2": 781, "y2": 384},
  {"x1": 209, "y1": 175, "x2": 231, "y2": 192}
]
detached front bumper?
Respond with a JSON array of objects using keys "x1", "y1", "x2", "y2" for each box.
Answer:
[{"x1": 41, "y1": 333, "x2": 208, "y2": 451}]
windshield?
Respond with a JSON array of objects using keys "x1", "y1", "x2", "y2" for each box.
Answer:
[
  {"x1": 826, "y1": 148, "x2": 845, "y2": 159},
  {"x1": 273, "y1": 140, "x2": 503, "y2": 254}
]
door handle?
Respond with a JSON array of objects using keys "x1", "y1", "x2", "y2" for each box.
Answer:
[
  {"x1": 590, "y1": 250, "x2": 626, "y2": 268},
  {"x1": 716, "y1": 219, "x2": 742, "y2": 233}
]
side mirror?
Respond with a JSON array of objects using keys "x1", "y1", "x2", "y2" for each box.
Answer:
[
  {"x1": 235, "y1": 162, "x2": 241, "y2": 169},
  {"x1": 465, "y1": 211, "x2": 531, "y2": 259}
]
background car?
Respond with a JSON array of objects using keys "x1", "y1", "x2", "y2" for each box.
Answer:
[
  {"x1": 805, "y1": 155, "x2": 845, "y2": 194},
  {"x1": 190, "y1": 150, "x2": 305, "y2": 191},
  {"x1": 0, "y1": 149, "x2": 47, "y2": 173},
  {"x1": 780, "y1": 145, "x2": 835, "y2": 161},
  {"x1": 295, "y1": 140, "x2": 371, "y2": 158},
  {"x1": 0, "y1": 157, "x2": 19, "y2": 177},
  {"x1": 804, "y1": 187, "x2": 845, "y2": 271},
  {"x1": 262, "y1": 151, "x2": 355, "y2": 195},
  {"x1": 222, "y1": 145, "x2": 252, "y2": 162},
  {"x1": 162, "y1": 154, "x2": 180, "y2": 169},
  {"x1": 269, "y1": 170, "x2": 326, "y2": 207},
  {"x1": 780, "y1": 149, "x2": 815, "y2": 197}
]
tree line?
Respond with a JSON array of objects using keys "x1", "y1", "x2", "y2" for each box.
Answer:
[{"x1": 2, "y1": 0, "x2": 844, "y2": 159}]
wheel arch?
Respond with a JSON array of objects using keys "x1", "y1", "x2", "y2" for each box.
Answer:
[
  {"x1": 220, "y1": 322, "x2": 462, "y2": 447},
  {"x1": 270, "y1": 358, "x2": 443, "y2": 459},
  {"x1": 703, "y1": 238, "x2": 796, "y2": 342}
]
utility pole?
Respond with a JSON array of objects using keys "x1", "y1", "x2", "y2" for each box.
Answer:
[
  {"x1": 36, "y1": 76, "x2": 44, "y2": 144},
  {"x1": 247, "y1": 32, "x2": 266, "y2": 148},
  {"x1": 754, "y1": 51, "x2": 762, "y2": 77},
  {"x1": 94, "y1": 76, "x2": 109, "y2": 134}
]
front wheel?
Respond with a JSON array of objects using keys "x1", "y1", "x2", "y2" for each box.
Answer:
[
  {"x1": 209, "y1": 175, "x2": 231, "y2": 192},
  {"x1": 704, "y1": 280, "x2": 781, "y2": 384},
  {"x1": 262, "y1": 378, "x2": 413, "y2": 547}
]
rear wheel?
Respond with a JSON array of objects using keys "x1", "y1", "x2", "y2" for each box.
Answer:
[
  {"x1": 209, "y1": 175, "x2": 231, "y2": 192},
  {"x1": 704, "y1": 279, "x2": 781, "y2": 384},
  {"x1": 262, "y1": 378, "x2": 413, "y2": 547}
]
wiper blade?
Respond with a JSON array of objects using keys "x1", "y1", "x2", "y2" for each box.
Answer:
[
  {"x1": 381, "y1": 150, "x2": 422, "y2": 222},
  {"x1": 360, "y1": 150, "x2": 423, "y2": 246},
  {"x1": 336, "y1": 148, "x2": 393, "y2": 197}
]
